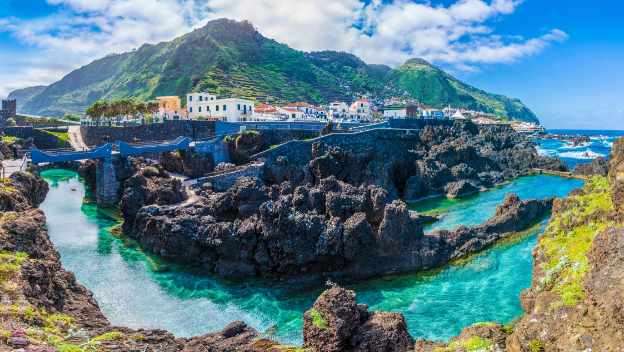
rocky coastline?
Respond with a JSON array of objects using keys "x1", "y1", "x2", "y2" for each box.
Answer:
[
  {"x1": 1, "y1": 137, "x2": 622, "y2": 351},
  {"x1": 119, "y1": 121, "x2": 559, "y2": 280}
]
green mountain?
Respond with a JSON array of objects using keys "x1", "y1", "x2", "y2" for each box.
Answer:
[
  {"x1": 11, "y1": 19, "x2": 538, "y2": 123},
  {"x1": 7, "y1": 85, "x2": 47, "y2": 111}
]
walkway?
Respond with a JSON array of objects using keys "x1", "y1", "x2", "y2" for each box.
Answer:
[
  {"x1": 2, "y1": 157, "x2": 28, "y2": 177},
  {"x1": 68, "y1": 126, "x2": 88, "y2": 151}
]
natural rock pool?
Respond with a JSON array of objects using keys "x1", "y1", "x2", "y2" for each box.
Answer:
[{"x1": 40, "y1": 169, "x2": 583, "y2": 344}]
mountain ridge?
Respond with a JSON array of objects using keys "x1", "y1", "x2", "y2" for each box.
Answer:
[{"x1": 9, "y1": 18, "x2": 539, "y2": 123}]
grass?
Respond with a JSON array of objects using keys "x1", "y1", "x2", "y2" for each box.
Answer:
[
  {"x1": 308, "y1": 308, "x2": 328, "y2": 330},
  {"x1": 1, "y1": 135, "x2": 19, "y2": 144},
  {"x1": 435, "y1": 336, "x2": 493, "y2": 352},
  {"x1": 528, "y1": 339, "x2": 544, "y2": 352},
  {"x1": 0, "y1": 251, "x2": 28, "y2": 283},
  {"x1": 44, "y1": 130, "x2": 71, "y2": 146},
  {"x1": 537, "y1": 176, "x2": 614, "y2": 307}
]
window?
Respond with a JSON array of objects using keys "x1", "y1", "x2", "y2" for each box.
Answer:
[
  {"x1": 223, "y1": 105, "x2": 227, "y2": 111},
  {"x1": 198, "y1": 106, "x2": 202, "y2": 112},
  {"x1": 216, "y1": 105, "x2": 219, "y2": 111},
  {"x1": 189, "y1": 96, "x2": 192, "y2": 102},
  {"x1": 207, "y1": 106, "x2": 210, "y2": 111},
  {"x1": 189, "y1": 107, "x2": 193, "y2": 112},
  {"x1": 199, "y1": 96, "x2": 203, "y2": 102},
  {"x1": 237, "y1": 104, "x2": 241, "y2": 110}
]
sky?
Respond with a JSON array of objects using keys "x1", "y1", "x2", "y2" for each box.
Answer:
[{"x1": 0, "y1": 0, "x2": 621, "y2": 129}]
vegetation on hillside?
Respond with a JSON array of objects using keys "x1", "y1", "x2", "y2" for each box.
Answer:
[
  {"x1": 12, "y1": 19, "x2": 538, "y2": 123},
  {"x1": 536, "y1": 176, "x2": 614, "y2": 307}
]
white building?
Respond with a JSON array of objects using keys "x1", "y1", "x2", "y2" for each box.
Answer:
[
  {"x1": 187, "y1": 92, "x2": 254, "y2": 121},
  {"x1": 328, "y1": 101, "x2": 349, "y2": 120},
  {"x1": 349, "y1": 99, "x2": 372, "y2": 121},
  {"x1": 383, "y1": 105, "x2": 407, "y2": 119},
  {"x1": 279, "y1": 107, "x2": 305, "y2": 120},
  {"x1": 421, "y1": 108, "x2": 445, "y2": 119}
]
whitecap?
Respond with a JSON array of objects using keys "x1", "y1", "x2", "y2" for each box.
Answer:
[{"x1": 558, "y1": 150, "x2": 607, "y2": 160}]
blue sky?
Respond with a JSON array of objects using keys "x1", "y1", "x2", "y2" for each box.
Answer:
[{"x1": 0, "y1": 0, "x2": 622, "y2": 129}]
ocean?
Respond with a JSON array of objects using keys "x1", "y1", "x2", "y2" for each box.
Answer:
[{"x1": 536, "y1": 129, "x2": 624, "y2": 170}]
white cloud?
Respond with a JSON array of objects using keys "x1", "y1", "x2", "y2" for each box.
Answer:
[{"x1": 0, "y1": 0, "x2": 566, "y2": 97}]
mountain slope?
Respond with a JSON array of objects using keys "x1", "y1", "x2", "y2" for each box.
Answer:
[
  {"x1": 389, "y1": 59, "x2": 537, "y2": 121},
  {"x1": 7, "y1": 85, "x2": 47, "y2": 110},
  {"x1": 12, "y1": 19, "x2": 538, "y2": 123}
]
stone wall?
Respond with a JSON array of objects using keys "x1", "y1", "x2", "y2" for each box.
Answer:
[
  {"x1": 259, "y1": 129, "x2": 319, "y2": 147},
  {"x1": 3, "y1": 126, "x2": 34, "y2": 139},
  {"x1": 80, "y1": 120, "x2": 216, "y2": 146},
  {"x1": 387, "y1": 118, "x2": 454, "y2": 129},
  {"x1": 3, "y1": 126, "x2": 70, "y2": 149},
  {"x1": 254, "y1": 128, "x2": 422, "y2": 168},
  {"x1": 194, "y1": 139, "x2": 230, "y2": 165}
]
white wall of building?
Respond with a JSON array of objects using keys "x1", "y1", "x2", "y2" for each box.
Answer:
[
  {"x1": 187, "y1": 93, "x2": 254, "y2": 121},
  {"x1": 383, "y1": 108, "x2": 407, "y2": 119},
  {"x1": 349, "y1": 99, "x2": 372, "y2": 121}
]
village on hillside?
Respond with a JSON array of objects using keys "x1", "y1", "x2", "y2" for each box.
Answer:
[{"x1": 76, "y1": 91, "x2": 545, "y2": 134}]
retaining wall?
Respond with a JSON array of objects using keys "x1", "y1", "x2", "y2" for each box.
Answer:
[
  {"x1": 81, "y1": 120, "x2": 216, "y2": 146},
  {"x1": 253, "y1": 128, "x2": 422, "y2": 168}
]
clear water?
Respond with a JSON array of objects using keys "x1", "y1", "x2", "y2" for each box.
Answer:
[
  {"x1": 40, "y1": 169, "x2": 582, "y2": 344},
  {"x1": 413, "y1": 175, "x2": 584, "y2": 232}
]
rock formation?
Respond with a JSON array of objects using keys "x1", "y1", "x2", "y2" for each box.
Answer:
[
  {"x1": 573, "y1": 156, "x2": 609, "y2": 176},
  {"x1": 264, "y1": 121, "x2": 564, "y2": 200},
  {"x1": 160, "y1": 150, "x2": 214, "y2": 178},
  {"x1": 303, "y1": 286, "x2": 413, "y2": 352},
  {"x1": 124, "y1": 172, "x2": 551, "y2": 279}
]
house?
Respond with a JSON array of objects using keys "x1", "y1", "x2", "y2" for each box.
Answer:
[
  {"x1": 328, "y1": 101, "x2": 349, "y2": 120},
  {"x1": 254, "y1": 103, "x2": 285, "y2": 121},
  {"x1": 284, "y1": 102, "x2": 315, "y2": 115},
  {"x1": 283, "y1": 102, "x2": 326, "y2": 119},
  {"x1": 349, "y1": 98, "x2": 372, "y2": 121},
  {"x1": 186, "y1": 92, "x2": 254, "y2": 122},
  {"x1": 278, "y1": 107, "x2": 305, "y2": 120},
  {"x1": 383, "y1": 105, "x2": 406, "y2": 119},
  {"x1": 421, "y1": 108, "x2": 445, "y2": 119},
  {"x1": 156, "y1": 96, "x2": 182, "y2": 119},
  {"x1": 383, "y1": 104, "x2": 420, "y2": 119}
]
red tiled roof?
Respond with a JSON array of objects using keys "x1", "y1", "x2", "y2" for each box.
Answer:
[{"x1": 255, "y1": 103, "x2": 278, "y2": 113}]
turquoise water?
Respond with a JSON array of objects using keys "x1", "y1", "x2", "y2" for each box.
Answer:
[
  {"x1": 412, "y1": 175, "x2": 584, "y2": 232},
  {"x1": 40, "y1": 169, "x2": 582, "y2": 344}
]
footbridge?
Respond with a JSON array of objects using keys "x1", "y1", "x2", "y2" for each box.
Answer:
[
  {"x1": 31, "y1": 137, "x2": 201, "y2": 206},
  {"x1": 28, "y1": 120, "x2": 379, "y2": 206}
]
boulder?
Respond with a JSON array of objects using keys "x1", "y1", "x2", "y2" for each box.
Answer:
[{"x1": 304, "y1": 287, "x2": 413, "y2": 352}]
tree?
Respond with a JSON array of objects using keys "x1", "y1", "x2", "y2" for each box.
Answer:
[{"x1": 86, "y1": 100, "x2": 109, "y2": 126}]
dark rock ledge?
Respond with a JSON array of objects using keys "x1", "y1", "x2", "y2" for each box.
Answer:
[{"x1": 122, "y1": 172, "x2": 552, "y2": 280}]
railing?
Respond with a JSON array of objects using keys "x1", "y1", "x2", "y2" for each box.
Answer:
[
  {"x1": 31, "y1": 143, "x2": 113, "y2": 164},
  {"x1": 118, "y1": 137, "x2": 191, "y2": 157}
]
